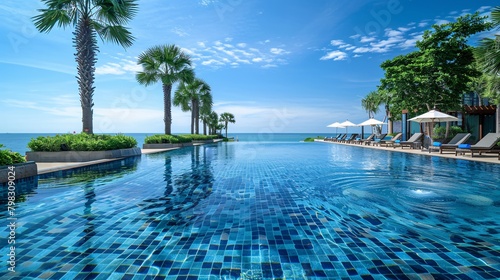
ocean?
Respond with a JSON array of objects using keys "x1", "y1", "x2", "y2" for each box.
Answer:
[{"x1": 0, "y1": 133, "x2": 337, "y2": 154}]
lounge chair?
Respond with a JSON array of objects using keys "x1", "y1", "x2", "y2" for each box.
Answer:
[
  {"x1": 366, "y1": 133, "x2": 387, "y2": 146},
  {"x1": 332, "y1": 134, "x2": 346, "y2": 142},
  {"x1": 455, "y1": 133, "x2": 500, "y2": 158},
  {"x1": 428, "y1": 133, "x2": 471, "y2": 153},
  {"x1": 376, "y1": 133, "x2": 402, "y2": 147},
  {"x1": 344, "y1": 134, "x2": 359, "y2": 143},
  {"x1": 352, "y1": 134, "x2": 375, "y2": 145},
  {"x1": 393, "y1": 132, "x2": 424, "y2": 149}
]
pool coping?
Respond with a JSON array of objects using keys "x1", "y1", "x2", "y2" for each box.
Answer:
[
  {"x1": 316, "y1": 139, "x2": 500, "y2": 164},
  {"x1": 36, "y1": 147, "x2": 179, "y2": 175}
]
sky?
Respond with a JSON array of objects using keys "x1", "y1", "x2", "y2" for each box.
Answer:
[{"x1": 0, "y1": 0, "x2": 496, "y2": 134}]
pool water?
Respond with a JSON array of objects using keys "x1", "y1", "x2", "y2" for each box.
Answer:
[{"x1": 1, "y1": 142, "x2": 500, "y2": 279}]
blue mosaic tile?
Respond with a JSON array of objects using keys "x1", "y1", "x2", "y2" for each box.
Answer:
[{"x1": 1, "y1": 143, "x2": 499, "y2": 279}]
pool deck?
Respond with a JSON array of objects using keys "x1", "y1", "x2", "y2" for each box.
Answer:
[
  {"x1": 317, "y1": 139, "x2": 500, "y2": 164},
  {"x1": 36, "y1": 148, "x2": 179, "y2": 174}
]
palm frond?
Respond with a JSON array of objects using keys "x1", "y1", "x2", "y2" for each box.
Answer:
[
  {"x1": 32, "y1": 9, "x2": 73, "y2": 32},
  {"x1": 94, "y1": 0, "x2": 138, "y2": 25},
  {"x1": 93, "y1": 23, "x2": 134, "y2": 47}
]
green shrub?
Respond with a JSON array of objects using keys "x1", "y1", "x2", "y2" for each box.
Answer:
[
  {"x1": 0, "y1": 144, "x2": 26, "y2": 165},
  {"x1": 180, "y1": 134, "x2": 220, "y2": 141},
  {"x1": 144, "y1": 134, "x2": 193, "y2": 144},
  {"x1": 433, "y1": 125, "x2": 463, "y2": 140},
  {"x1": 27, "y1": 133, "x2": 137, "y2": 152}
]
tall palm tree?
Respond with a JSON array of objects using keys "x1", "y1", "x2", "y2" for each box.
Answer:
[
  {"x1": 474, "y1": 6, "x2": 500, "y2": 132},
  {"x1": 32, "y1": 0, "x2": 138, "y2": 134},
  {"x1": 173, "y1": 78, "x2": 212, "y2": 134},
  {"x1": 361, "y1": 91, "x2": 382, "y2": 118},
  {"x1": 207, "y1": 111, "x2": 219, "y2": 135},
  {"x1": 219, "y1": 112, "x2": 235, "y2": 138},
  {"x1": 136, "y1": 45, "x2": 194, "y2": 135},
  {"x1": 361, "y1": 91, "x2": 382, "y2": 134}
]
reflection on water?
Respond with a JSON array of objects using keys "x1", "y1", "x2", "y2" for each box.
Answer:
[{"x1": 139, "y1": 145, "x2": 214, "y2": 226}]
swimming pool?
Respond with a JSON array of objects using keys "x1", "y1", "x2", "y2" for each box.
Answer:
[{"x1": 2, "y1": 142, "x2": 500, "y2": 279}]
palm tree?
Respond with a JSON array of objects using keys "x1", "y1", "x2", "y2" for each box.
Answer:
[
  {"x1": 200, "y1": 112, "x2": 210, "y2": 135},
  {"x1": 136, "y1": 45, "x2": 194, "y2": 135},
  {"x1": 361, "y1": 91, "x2": 382, "y2": 118},
  {"x1": 219, "y1": 112, "x2": 235, "y2": 138},
  {"x1": 361, "y1": 91, "x2": 382, "y2": 134},
  {"x1": 207, "y1": 111, "x2": 219, "y2": 135},
  {"x1": 474, "y1": 6, "x2": 500, "y2": 132},
  {"x1": 173, "y1": 78, "x2": 212, "y2": 134},
  {"x1": 32, "y1": 0, "x2": 138, "y2": 134}
]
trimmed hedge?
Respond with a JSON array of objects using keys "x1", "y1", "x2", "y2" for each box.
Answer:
[
  {"x1": 0, "y1": 144, "x2": 26, "y2": 165},
  {"x1": 27, "y1": 133, "x2": 137, "y2": 152},
  {"x1": 144, "y1": 134, "x2": 220, "y2": 144}
]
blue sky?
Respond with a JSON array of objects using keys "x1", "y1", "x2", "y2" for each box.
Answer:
[{"x1": 0, "y1": 0, "x2": 495, "y2": 134}]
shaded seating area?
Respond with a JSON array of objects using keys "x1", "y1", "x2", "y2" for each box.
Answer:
[
  {"x1": 375, "y1": 133, "x2": 402, "y2": 147},
  {"x1": 332, "y1": 134, "x2": 347, "y2": 142},
  {"x1": 367, "y1": 133, "x2": 387, "y2": 146},
  {"x1": 343, "y1": 134, "x2": 359, "y2": 143},
  {"x1": 428, "y1": 133, "x2": 471, "y2": 154},
  {"x1": 393, "y1": 133, "x2": 424, "y2": 149},
  {"x1": 455, "y1": 133, "x2": 500, "y2": 158},
  {"x1": 352, "y1": 133, "x2": 375, "y2": 145}
]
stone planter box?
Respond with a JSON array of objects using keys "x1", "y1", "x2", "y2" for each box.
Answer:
[
  {"x1": 192, "y1": 139, "x2": 217, "y2": 144},
  {"x1": 25, "y1": 147, "x2": 141, "y2": 163},
  {"x1": 0, "y1": 161, "x2": 38, "y2": 183},
  {"x1": 143, "y1": 142, "x2": 194, "y2": 149}
]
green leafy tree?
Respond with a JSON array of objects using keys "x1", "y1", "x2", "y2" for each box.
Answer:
[
  {"x1": 380, "y1": 13, "x2": 492, "y2": 136},
  {"x1": 381, "y1": 13, "x2": 491, "y2": 117},
  {"x1": 32, "y1": 0, "x2": 138, "y2": 134},
  {"x1": 173, "y1": 78, "x2": 213, "y2": 134},
  {"x1": 136, "y1": 45, "x2": 194, "y2": 135},
  {"x1": 219, "y1": 112, "x2": 235, "y2": 138}
]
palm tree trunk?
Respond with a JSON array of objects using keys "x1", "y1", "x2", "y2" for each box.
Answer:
[
  {"x1": 497, "y1": 105, "x2": 500, "y2": 133},
  {"x1": 190, "y1": 99, "x2": 195, "y2": 134},
  {"x1": 195, "y1": 102, "x2": 200, "y2": 134},
  {"x1": 203, "y1": 121, "x2": 207, "y2": 135},
  {"x1": 75, "y1": 17, "x2": 97, "y2": 134},
  {"x1": 163, "y1": 83, "x2": 172, "y2": 135},
  {"x1": 225, "y1": 121, "x2": 228, "y2": 138}
]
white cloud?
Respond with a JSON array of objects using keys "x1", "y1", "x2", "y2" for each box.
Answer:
[
  {"x1": 182, "y1": 40, "x2": 290, "y2": 69},
  {"x1": 360, "y1": 36, "x2": 376, "y2": 43},
  {"x1": 320, "y1": 50, "x2": 347, "y2": 61},
  {"x1": 330, "y1": 40, "x2": 345, "y2": 46},
  {"x1": 171, "y1": 27, "x2": 189, "y2": 37},
  {"x1": 435, "y1": 19, "x2": 450, "y2": 25},
  {"x1": 96, "y1": 58, "x2": 141, "y2": 75},
  {"x1": 270, "y1": 48, "x2": 287, "y2": 55}
]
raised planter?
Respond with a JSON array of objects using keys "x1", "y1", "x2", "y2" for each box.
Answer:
[
  {"x1": 192, "y1": 139, "x2": 215, "y2": 144},
  {"x1": 143, "y1": 142, "x2": 194, "y2": 149},
  {"x1": 26, "y1": 147, "x2": 141, "y2": 163},
  {"x1": 0, "y1": 161, "x2": 38, "y2": 183}
]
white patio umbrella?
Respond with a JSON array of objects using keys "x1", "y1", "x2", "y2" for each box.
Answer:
[
  {"x1": 326, "y1": 122, "x2": 345, "y2": 134},
  {"x1": 340, "y1": 120, "x2": 357, "y2": 133},
  {"x1": 358, "y1": 118, "x2": 387, "y2": 136},
  {"x1": 357, "y1": 118, "x2": 386, "y2": 126},
  {"x1": 409, "y1": 109, "x2": 458, "y2": 138},
  {"x1": 409, "y1": 110, "x2": 458, "y2": 123}
]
